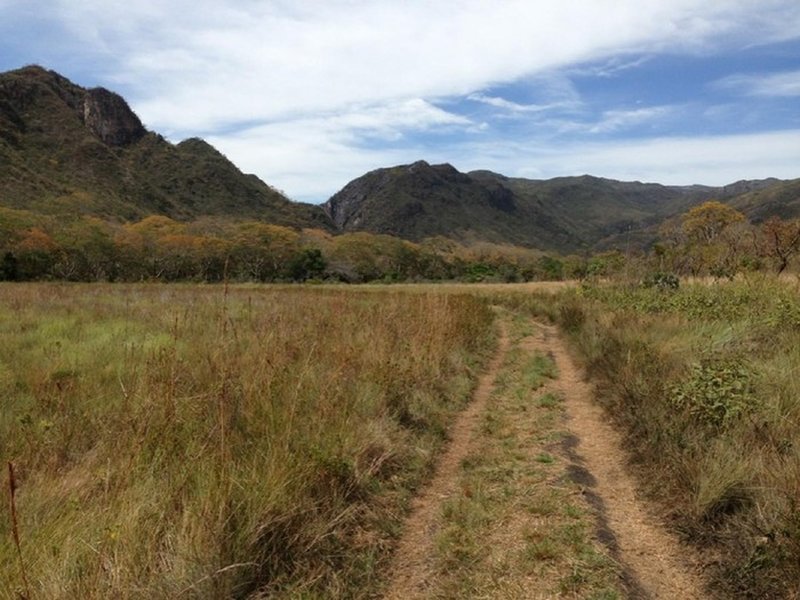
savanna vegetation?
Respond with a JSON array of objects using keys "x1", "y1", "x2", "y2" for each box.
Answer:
[
  {"x1": 4, "y1": 276, "x2": 800, "y2": 598},
  {"x1": 0, "y1": 283, "x2": 493, "y2": 598},
  {"x1": 3, "y1": 199, "x2": 800, "y2": 599},
  {"x1": 0, "y1": 208, "x2": 573, "y2": 284},
  {"x1": 485, "y1": 275, "x2": 800, "y2": 599},
  {"x1": 3, "y1": 200, "x2": 800, "y2": 286}
]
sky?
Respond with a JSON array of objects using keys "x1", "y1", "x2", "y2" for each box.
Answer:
[{"x1": 1, "y1": 1, "x2": 799, "y2": 203}]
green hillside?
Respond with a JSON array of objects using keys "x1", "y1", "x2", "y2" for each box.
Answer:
[
  {"x1": 325, "y1": 161, "x2": 796, "y2": 253},
  {"x1": 0, "y1": 65, "x2": 331, "y2": 229}
]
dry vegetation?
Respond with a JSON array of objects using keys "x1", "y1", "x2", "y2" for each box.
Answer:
[
  {"x1": 487, "y1": 275, "x2": 800, "y2": 599},
  {"x1": 4, "y1": 276, "x2": 800, "y2": 599},
  {"x1": 429, "y1": 312, "x2": 623, "y2": 599},
  {"x1": 0, "y1": 283, "x2": 492, "y2": 598}
]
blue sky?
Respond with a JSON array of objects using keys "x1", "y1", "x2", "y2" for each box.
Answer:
[{"x1": 1, "y1": 1, "x2": 799, "y2": 202}]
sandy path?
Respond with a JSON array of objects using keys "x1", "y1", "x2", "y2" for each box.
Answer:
[
  {"x1": 533, "y1": 322, "x2": 707, "y2": 599},
  {"x1": 382, "y1": 319, "x2": 511, "y2": 599},
  {"x1": 383, "y1": 316, "x2": 706, "y2": 599}
]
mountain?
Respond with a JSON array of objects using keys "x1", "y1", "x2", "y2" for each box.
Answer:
[
  {"x1": 3, "y1": 66, "x2": 796, "y2": 254},
  {"x1": 0, "y1": 65, "x2": 331, "y2": 228},
  {"x1": 324, "y1": 160, "x2": 576, "y2": 250},
  {"x1": 324, "y1": 161, "x2": 797, "y2": 253},
  {"x1": 727, "y1": 178, "x2": 800, "y2": 222}
]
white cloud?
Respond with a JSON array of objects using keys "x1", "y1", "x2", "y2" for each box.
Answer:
[
  {"x1": 569, "y1": 55, "x2": 653, "y2": 78},
  {"x1": 588, "y1": 106, "x2": 676, "y2": 133},
  {"x1": 5, "y1": 0, "x2": 799, "y2": 199},
  {"x1": 207, "y1": 99, "x2": 471, "y2": 201},
  {"x1": 40, "y1": 0, "x2": 800, "y2": 133},
  {"x1": 467, "y1": 94, "x2": 567, "y2": 114},
  {"x1": 214, "y1": 125, "x2": 800, "y2": 202},
  {"x1": 714, "y1": 69, "x2": 800, "y2": 97}
]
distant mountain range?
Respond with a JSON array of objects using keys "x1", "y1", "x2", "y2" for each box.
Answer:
[
  {"x1": 2, "y1": 66, "x2": 798, "y2": 254},
  {"x1": 323, "y1": 161, "x2": 797, "y2": 253}
]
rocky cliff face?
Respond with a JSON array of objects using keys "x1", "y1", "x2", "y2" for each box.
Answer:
[
  {"x1": 324, "y1": 160, "x2": 497, "y2": 229},
  {"x1": 81, "y1": 87, "x2": 146, "y2": 146}
]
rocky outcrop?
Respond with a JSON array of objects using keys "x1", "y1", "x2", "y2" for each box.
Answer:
[{"x1": 81, "y1": 87, "x2": 146, "y2": 146}]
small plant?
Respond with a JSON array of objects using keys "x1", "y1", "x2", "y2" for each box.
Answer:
[
  {"x1": 537, "y1": 392, "x2": 561, "y2": 408},
  {"x1": 558, "y1": 301, "x2": 585, "y2": 333},
  {"x1": 670, "y1": 359, "x2": 755, "y2": 428},
  {"x1": 641, "y1": 272, "x2": 679, "y2": 291}
]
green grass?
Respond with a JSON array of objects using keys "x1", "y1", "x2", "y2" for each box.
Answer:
[{"x1": 0, "y1": 283, "x2": 493, "y2": 598}]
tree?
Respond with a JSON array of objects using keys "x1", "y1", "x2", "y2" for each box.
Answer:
[
  {"x1": 681, "y1": 201, "x2": 745, "y2": 244},
  {"x1": 759, "y1": 216, "x2": 800, "y2": 274},
  {"x1": 1, "y1": 252, "x2": 19, "y2": 281},
  {"x1": 14, "y1": 228, "x2": 61, "y2": 279},
  {"x1": 289, "y1": 248, "x2": 326, "y2": 281},
  {"x1": 122, "y1": 216, "x2": 187, "y2": 279},
  {"x1": 54, "y1": 217, "x2": 118, "y2": 281},
  {"x1": 229, "y1": 222, "x2": 301, "y2": 281},
  {"x1": 679, "y1": 201, "x2": 749, "y2": 277}
]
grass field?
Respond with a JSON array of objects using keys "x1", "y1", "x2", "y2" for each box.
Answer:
[
  {"x1": 0, "y1": 283, "x2": 493, "y2": 598},
  {"x1": 3, "y1": 277, "x2": 800, "y2": 598}
]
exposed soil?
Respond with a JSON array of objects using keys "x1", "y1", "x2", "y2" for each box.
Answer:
[
  {"x1": 382, "y1": 316, "x2": 706, "y2": 599},
  {"x1": 532, "y1": 322, "x2": 707, "y2": 599},
  {"x1": 382, "y1": 319, "x2": 511, "y2": 599}
]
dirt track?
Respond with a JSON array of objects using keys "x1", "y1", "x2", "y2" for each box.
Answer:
[
  {"x1": 383, "y1": 319, "x2": 511, "y2": 599},
  {"x1": 535, "y1": 322, "x2": 706, "y2": 599},
  {"x1": 383, "y1": 315, "x2": 705, "y2": 599}
]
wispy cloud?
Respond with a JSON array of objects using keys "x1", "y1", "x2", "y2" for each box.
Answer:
[
  {"x1": 714, "y1": 69, "x2": 800, "y2": 97},
  {"x1": 570, "y1": 55, "x2": 652, "y2": 78},
  {"x1": 206, "y1": 99, "x2": 473, "y2": 201},
  {"x1": 588, "y1": 106, "x2": 676, "y2": 134},
  {"x1": 448, "y1": 130, "x2": 800, "y2": 186},
  {"x1": 32, "y1": 0, "x2": 799, "y2": 132},
  {"x1": 467, "y1": 94, "x2": 568, "y2": 114},
  {"x1": 2, "y1": 0, "x2": 799, "y2": 199}
]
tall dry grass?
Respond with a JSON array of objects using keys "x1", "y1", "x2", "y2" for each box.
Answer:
[
  {"x1": 514, "y1": 276, "x2": 800, "y2": 599},
  {"x1": 0, "y1": 283, "x2": 493, "y2": 598}
]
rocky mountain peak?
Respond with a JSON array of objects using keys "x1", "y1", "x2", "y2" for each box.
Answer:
[{"x1": 81, "y1": 87, "x2": 146, "y2": 146}]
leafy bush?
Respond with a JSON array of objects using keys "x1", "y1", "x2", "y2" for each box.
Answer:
[{"x1": 670, "y1": 359, "x2": 755, "y2": 428}]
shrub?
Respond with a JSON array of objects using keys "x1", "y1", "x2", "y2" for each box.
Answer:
[
  {"x1": 670, "y1": 359, "x2": 755, "y2": 429},
  {"x1": 641, "y1": 272, "x2": 679, "y2": 291}
]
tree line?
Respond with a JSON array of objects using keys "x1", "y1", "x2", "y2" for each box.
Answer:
[{"x1": 1, "y1": 201, "x2": 798, "y2": 283}]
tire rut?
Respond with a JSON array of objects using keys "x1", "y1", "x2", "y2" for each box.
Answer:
[
  {"x1": 382, "y1": 316, "x2": 706, "y2": 599},
  {"x1": 534, "y1": 322, "x2": 707, "y2": 599},
  {"x1": 382, "y1": 318, "x2": 510, "y2": 599}
]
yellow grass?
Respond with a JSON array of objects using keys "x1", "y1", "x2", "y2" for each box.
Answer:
[{"x1": 0, "y1": 283, "x2": 493, "y2": 598}]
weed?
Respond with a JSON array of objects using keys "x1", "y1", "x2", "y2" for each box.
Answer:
[
  {"x1": 670, "y1": 359, "x2": 756, "y2": 428},
  {"x1": 520, "y1": 277, "x2": 800, "y2": 598}
]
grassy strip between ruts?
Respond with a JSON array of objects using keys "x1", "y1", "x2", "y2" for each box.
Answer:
[
  {"x1": 0, "y1": 283, "x2": 493, "y2": 598},
  {"x1": 429, "y1": 311, "x2": 624, "y2": 599}
]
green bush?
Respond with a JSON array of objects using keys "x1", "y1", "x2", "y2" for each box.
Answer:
[{"x1": 670, "y1": 359, "x2": 755, "y2": 428}]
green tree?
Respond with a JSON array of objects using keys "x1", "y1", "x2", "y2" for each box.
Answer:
[
  {"x1": 289, "y1": 248, "x2": 326, "y2": 281},
  {"x1": 679, "y1": 201, "x2": 749, "y2": 277}
]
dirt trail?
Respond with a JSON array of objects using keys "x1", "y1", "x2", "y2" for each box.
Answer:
[
  {"x1": 383, "y1": 317, "x2": 706, "y2": 599},
  {"x1": 533, "y1": 322, "x2": 706, "y2": 599},
  {"x1": 382, "y1": 319, "x2": 511, "y2": 599}
]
